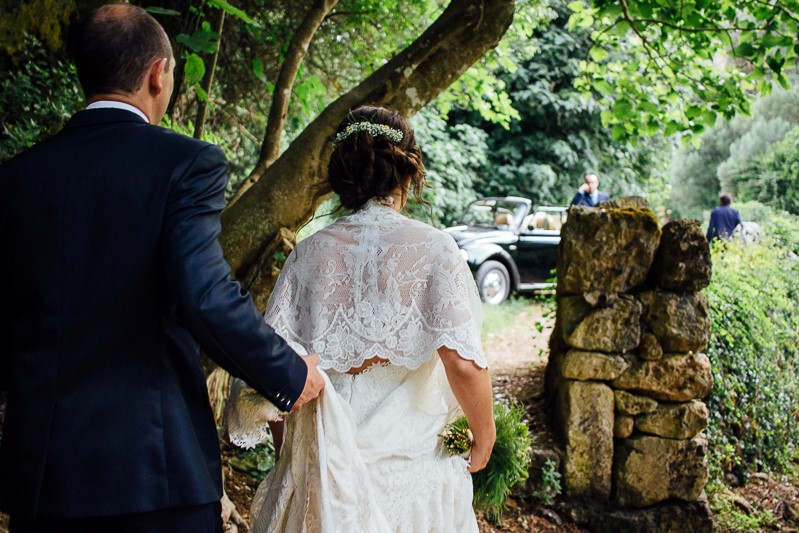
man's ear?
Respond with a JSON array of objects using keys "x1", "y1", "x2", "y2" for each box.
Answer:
[{"x1": 147, "y1": 58, "x2": 168, "y2": 96}]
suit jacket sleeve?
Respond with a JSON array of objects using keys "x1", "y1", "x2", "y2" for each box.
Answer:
[
  {"x1": 160, "y1": 144, "x2": 307, "y2": 412},
  {"x1": 570, "y1": 192, "x2": 583, "y2": 206}
]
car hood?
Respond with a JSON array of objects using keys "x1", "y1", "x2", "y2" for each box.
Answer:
[{"x1": 444, "y1": 226, "x2": 513, "y2": 246}]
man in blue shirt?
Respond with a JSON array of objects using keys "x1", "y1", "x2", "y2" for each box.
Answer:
[
  {"x1": 707, "y1": 192, "x2": 742, "y2": 241},
  {"x1": 570, "y1": 173, "x2": 610, "y2": 206}
]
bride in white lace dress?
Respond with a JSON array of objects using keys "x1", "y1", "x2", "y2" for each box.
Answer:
[{"x1": 226, "y1": 106, "x2": 495, "y2": 532}]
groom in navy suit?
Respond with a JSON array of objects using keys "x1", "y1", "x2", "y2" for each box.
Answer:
[{"x1": 0, "y1": 4, "x2": 324, "y2": 532}]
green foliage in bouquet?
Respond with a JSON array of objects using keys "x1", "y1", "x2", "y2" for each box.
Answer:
[{"x1": 441, "y1": 402, "x2": 533, "y2": 523}]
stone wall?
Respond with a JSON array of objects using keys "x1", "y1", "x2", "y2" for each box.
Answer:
[{"x1": 546, "y1": 199, "x2": 714, "y2": 532}]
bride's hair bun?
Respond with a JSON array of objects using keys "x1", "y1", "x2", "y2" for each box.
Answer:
[{"x1": 327, "y1": 106, "x2": 426, "y2": 210}]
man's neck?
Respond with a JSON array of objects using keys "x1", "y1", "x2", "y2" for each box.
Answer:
[{"x1": 88, "y1": 94, "x2": 153, "y2": 124}]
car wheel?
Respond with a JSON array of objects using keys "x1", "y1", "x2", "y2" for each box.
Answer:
[{"x1": 476, "y1": 260, "x2": 511, "y2": 305}]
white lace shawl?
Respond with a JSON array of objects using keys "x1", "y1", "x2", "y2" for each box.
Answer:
[{"x1": 266, "y1": 200, "x2": 486, "y2": 372}]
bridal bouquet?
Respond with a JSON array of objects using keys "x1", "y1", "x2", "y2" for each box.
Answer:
[{"x1": 440, "y1": 401, "x2": 532, "y2": 522}]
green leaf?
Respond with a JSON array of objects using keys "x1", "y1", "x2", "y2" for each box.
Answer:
[
  {"x1": 664, "y1": 121, "x2": 682, "y2": 137},
  {"x1": 207, "y1": 0, "x2": 254, "y2": 25},
  {"x1": 145, "y1": 6, "x2": 181, "y2": 16},
  {"x1": 195, "y1": 85, "x2": 208, "y2": 102},
  {"x1": 613, "y1": 101, "x2": 635, "y2": 120},
  {"x1": 761, "y1": 34, "x2": 791, "y2": 48},
  {"x1": 734, "y1": 42, "x2": 755, "y2": 57},
  {"x1": 610, "y1": 20, "x2": 631, "y2": 37},
  {"x1": 589, "y1": 47, "x2": 609, "y2": 62},
  {"x1": 594, "y1": 79, "x2": 612, "y2": 94},
  {"x1": 567, "y1": 1, "x2": 584, "y2": 13},
  {"x1": 252, "y1": 59, "x2": 264, "y2": 78},
  {"x1": 183, "y1": 53, "x2": 206, "y2": 85},
  {"x1": 176, "y1": 29, "x2": 219, "y2": 53},
  {"x1": 766, "y1": 55, "x2": 783, "y2": 74},
  {"x1": 746, "y1": 67, "x2": 765, "y2": 81}
]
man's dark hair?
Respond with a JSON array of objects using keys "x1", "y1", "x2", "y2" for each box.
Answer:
[
  {"x1": 720, "y1": 192, "x2": 732, "y2": 206},
  {"x1": 73, "y1": 4, "x2": 172, "y2": 98}
]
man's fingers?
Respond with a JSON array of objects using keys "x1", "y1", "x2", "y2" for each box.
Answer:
[{"x1": 290, "y1": 354, "x2": 325, "y2": 412}]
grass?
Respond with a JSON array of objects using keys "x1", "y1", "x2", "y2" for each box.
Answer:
[{"x1": 481, "y1": 296, "x2": 547, "y2": 340}]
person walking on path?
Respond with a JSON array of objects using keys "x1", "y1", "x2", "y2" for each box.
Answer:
[{"x1": 706, "y1": 192, "x2": 742, "y2": 241}]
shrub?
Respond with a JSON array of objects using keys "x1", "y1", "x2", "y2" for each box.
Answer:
[
  {"x1": 704, "y1": 213, "x2": 799, "y2": 481},
  {"x1": 0, "y1": 36, "x2": 82, "y2": 161}
]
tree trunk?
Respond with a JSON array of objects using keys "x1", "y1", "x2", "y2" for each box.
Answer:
[
  {"x1": 227, "y1": 0, "x2": 340, "y2": 206},
  {"x1": 220, "y1": 0, "x2": 515, "y2": 306}
]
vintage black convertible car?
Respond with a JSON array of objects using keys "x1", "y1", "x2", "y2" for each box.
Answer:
[{"x1": 445, "y1": 197, "x2": 566, "y2": 305}]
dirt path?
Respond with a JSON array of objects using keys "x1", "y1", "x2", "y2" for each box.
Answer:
[{"x1": 476, "y1": 299, "x2": 587, "y2": 532}]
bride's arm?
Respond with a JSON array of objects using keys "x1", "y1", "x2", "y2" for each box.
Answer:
[{"x1": 438, "y1": 346, "x2": 496, "y2": 473}]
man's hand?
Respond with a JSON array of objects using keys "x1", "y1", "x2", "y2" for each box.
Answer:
[
  {"x1": 578, "y1": 183, "x2": 590, "y2": 194},
  {"x1": 291, "y1": 353, "x2": 325, "y2": 412}
]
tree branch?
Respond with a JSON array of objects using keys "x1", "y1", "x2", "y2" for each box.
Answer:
[
  {"x1": 228, "y1": 0, "x2": 339, "y2": 206},
  {"x1": 220, "y1": 0, "x2": 516, "y2": 286},
  {"x1": 194, "y1": 9, "x2": 225, "y2": 139}
]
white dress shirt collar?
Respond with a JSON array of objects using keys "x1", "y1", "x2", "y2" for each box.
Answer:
[{"x1": 86, "y1": 100, "x2": 149, "y2": 123}]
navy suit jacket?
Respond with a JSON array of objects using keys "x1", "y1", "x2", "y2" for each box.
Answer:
[
  {"x1": 570, "y1": 190, "x2": 609, "y2": 206},
  {"x1": 0, "y1": 109, "x2": 307, "y2": 519},
  {"x1": 706, "y1": 205, "x2": 742, "y2": 240}
]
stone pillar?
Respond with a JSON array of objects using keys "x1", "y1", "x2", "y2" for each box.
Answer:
[{"x1": 547, "y1": 201, "x2": 714, "y2": 532}]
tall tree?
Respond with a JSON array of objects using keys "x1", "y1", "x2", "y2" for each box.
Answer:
[{"x1": 218, "y1": 0, "x2": 516, "y2": 308}]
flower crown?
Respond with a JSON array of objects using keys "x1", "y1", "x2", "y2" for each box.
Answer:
[{"x1": 332, "y1": 121, "x2": 404, "y2": 149}]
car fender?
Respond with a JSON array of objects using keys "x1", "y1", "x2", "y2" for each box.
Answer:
[{"x1": 464, "y1": 243, "x2": 521, "y2": 289}]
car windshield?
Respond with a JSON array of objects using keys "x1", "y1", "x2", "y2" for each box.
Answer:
[{"x1": 460, "y1": 200, "x2": 527, "y2": 228}]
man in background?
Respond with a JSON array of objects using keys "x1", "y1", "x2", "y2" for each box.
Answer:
[
  {"x1": 707, "y1": 192, "x2": 742, "y2": 241},
  {"x1": 570, "y1": 172, "x2": 610, "y2": 206}
]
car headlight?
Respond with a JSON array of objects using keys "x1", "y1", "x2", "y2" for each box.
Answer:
[{"x1": 459, "y1": 248, "x2": 469, "y2": 261}]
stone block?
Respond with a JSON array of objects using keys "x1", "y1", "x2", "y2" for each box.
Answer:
[
  {"x1": 553, "y1": 380, "x2": 615, "y2": 500},
  {"x1": 639, "y1": 291, "x2": 710, "y2": 352},
  {"x1": 612, "y1": 353, "x2": 714, "y2": 402},
  {"x1": 560, "y1": 350, "x2": 629, "y2": 381},
  {"x1": 614, "y1": 390, "x2": 658, "y2": 415},
  {"x1": 614, "y1": 415, "x2": 635, "y2": 438},
  {"x1": 614, "y1": 434, "x2": 709, "y2": 507},
  {"x1": 559, "y1": 295, "x2": 641, "y2": 353},
  {"x1": 558, "y1": 204, "x2": 661, "y2": 296},
  {"x1": 651, "y1": 220, "x2": 711, "y2": 292},
  {"x1": 637, "y1": 332, "x2": 663, "y2": 361},
  {"x1": 557, "y1": 498, "x2": 713, "y2": 533},
  {"x1": 636, "y1": 400, "x2": 708, "y2": 439}
]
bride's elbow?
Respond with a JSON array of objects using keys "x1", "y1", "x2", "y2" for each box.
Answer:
[{"x1": 438, "y1": 346, "x2": 488, "y2": 379}]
